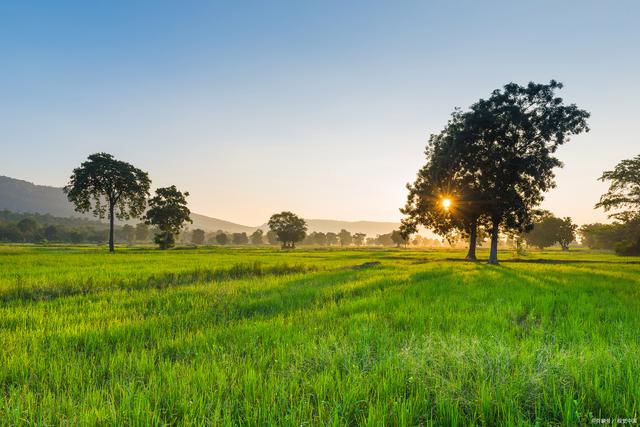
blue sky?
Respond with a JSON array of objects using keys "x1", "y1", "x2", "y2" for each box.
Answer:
[{"x1": 1, "y1": 1, "x2": 638, "y2": 225}]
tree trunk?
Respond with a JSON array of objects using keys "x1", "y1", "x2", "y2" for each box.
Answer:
[
  {"x1": 466, "y1": 219, "x2": 478, "y2": 261},
  {"x1": 488, "y1": 218, "x2": 500, "y2": 265},
  {"x1": 108, "y1": 203, "x2": 115, "y2": 253}
]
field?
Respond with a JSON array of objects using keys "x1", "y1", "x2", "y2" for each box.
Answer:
[{"x1": 1, "y1": 245, "x2": 639, "y2": 425}]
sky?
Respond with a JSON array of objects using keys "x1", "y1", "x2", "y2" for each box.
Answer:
[{"x1": 1, "y1": 1, "x2": 638, "y2": 226}]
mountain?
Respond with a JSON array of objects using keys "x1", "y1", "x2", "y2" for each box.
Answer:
[
  {"x1": 0, "y1": 175, "x2": 400, "y2": 236},
  {"x1": 0, "y1": 175, "x2": 253, "y2": 233}
]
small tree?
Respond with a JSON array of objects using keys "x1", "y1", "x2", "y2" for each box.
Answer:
[
  {"x1": 135, "y1": 222, "x2": 149, "y2": 242},
  {"x1": 313, "y1": 232, "x2": 328, "y2": 246},
  {"x1": 326, "y1": 232, "x2": 338, "y2": 246},
  {"x1": 353, "y1": 232, "x2": 366, "y2": 246},
  {"x1": 266, "y1": 230, "x2": 279, "y2": 245},
  {"x1": 65, "y1": 153, "x2": 150, "y2": 252},
  {"x1": 232, "y1": 232, "x2": 249, "y2": 245},
  {"x1": 268, "y1": 211, "x2": 307, "y2": 249},
  {"x1": 338, "y1": 229, "x2": 352, "y2": 247},
  {"x1": 250, "y1": 229, "x2": 264, "y2": 245},
  {"x1": 191, "y1": 228, "x2": 205, "y2": 245},
  {"x1": 144, "y1": 186, "x2": 192, "y2": 249},
  {"x1": 391, "y1": 229, "x2": 407, "y2": 247},
  {"x1": 557, "y1": 217, "x2": 577, "y2": 251},
  {"x1": 215, "y1": 232, "x2": 229, "y2": 245},
  {"x1": 122, "y1": 224, "x2": 136, "y2": 244}
]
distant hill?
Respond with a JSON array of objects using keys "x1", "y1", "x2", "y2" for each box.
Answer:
[
  {"x1": 0, "y1": 175, "x2": 400, "y2": 236},
  {"x1": 0, "y1": 175, "x2": 254, "y2": 233}
]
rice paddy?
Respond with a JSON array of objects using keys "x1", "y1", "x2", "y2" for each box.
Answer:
[{"x1": 1, "y1": 245, "x2": 639, "y2": 425}]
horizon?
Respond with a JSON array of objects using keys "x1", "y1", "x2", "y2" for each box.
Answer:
[{"x1": 2, "y1": 1, "x2": 639, "y2": 225}]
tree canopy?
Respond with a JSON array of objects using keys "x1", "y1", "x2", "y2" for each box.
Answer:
[
  {"x1": 144, "y1": 186, "x2": 192, "y2": 249},
  {"x1": 402, "y1": 81, "x2": 589, "y2": 263},
  {"x1": 268, "y1": 212, "x2": 307, "y2": 249},
  {"x1": 64, "y1": 153, "x2": 151, "y2": 252}
]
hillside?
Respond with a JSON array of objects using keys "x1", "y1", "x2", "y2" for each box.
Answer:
[{"x1": 0, "y1": 176, "x2": 400, "y2": 235}]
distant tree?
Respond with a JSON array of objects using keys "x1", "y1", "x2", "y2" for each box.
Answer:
[
  {"x1": 596, "y1": 155, "x2": 640, "y2": 221},
  {"x1": 215, "y1": 232, "x2": 229, "y2": 245},
  {"x1": 556, "y1": 217, "x2": 577, "y2": 251},
  {"x1": 43, "y1": 224, "x2": 60, "y2": 242},
  {"x1": 120, "y1": 224, "x2": 135, "y2": 243},
  {"x1": 191, "y1": 228, "x2": 205, "y2": 245},
  {"x1": 135, "y1": 222, "x2": 149, "y2": 242},
  {"x1": 313, "y1": 232, "x2": 327, "y2": 246},
  {"x1": 391, "y1": 229, "x2": 407, "y2": 247},
  {"x1": 325, "y1": 232, "x2": 338, "y2": 246},
  {"x1": 353, "y1": 232, "x2": 366, "y2": 246},
  {"x1": 65, "y1": 153, "x2": 151, "y2": 252},
  {"x1": 232, "y1": 232, "x2": 249, "y2": 245},
  {"x1": 250, "y1": 229, "x2": 264, "y2": 245},
  {"x1": 338, "y1": 229, "x2": 352, "y2": 247},
  {"x1": 144, "y1": 186, "x2": 192, "y2": 250},
  {"x1": 268, "y1": 211, "x2": 307, "y2": 249},
  {"x1": 17, "y1": 217, "x2": 39, "y2": 235},
  {"x1": 525, "y1": 211, "x2": 560, "y2": 250},
  {"x1": 376, "y1": 233, "x2": 394, "y2": 247},
  {"x1": 580, "y1": 223, "x2": 625, "y2": 250},
  {"x1": 266, "y1": 230, "x2": 279, "y2": 246}
]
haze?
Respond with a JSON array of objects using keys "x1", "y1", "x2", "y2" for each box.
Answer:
[{"x1": 1, "y1": 1, "x2": 638, "y2": 226}]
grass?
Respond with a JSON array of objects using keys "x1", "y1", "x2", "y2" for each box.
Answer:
[{"x1": 1, "y1": 245, "x2": 639, "y2": 425}]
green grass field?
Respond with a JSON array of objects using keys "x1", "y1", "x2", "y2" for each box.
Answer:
[{"x1": 1, "y1": 245, "x2": 639, "y2": 425}]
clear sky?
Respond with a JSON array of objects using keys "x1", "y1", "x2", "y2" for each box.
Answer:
[{"x1": 1, "y1": 1, "x2": 638, "y2": 226}]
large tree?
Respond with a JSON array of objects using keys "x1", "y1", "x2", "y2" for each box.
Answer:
[
  {"x1": 144, "y1": 186, "x2": 192, "y2": 249},
  {"x1": 404, "y1": 81, "x2": 589, "y2": 264},
  {"x1": 65, "y1": 153, "x2": 150, "y2": 252},
  {"x1": 268, "y1": 211, "x2": 307, "y2": 249}
]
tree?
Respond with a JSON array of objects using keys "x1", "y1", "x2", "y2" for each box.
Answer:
[
  {"x1": 596, "y1": 155, "x2": 640, "y2": 221},
  {"x1": 250, "y1": 229, "x2": 264, "y2": 245},
  {"x1": 122, "y1": 224, "x2": 135, "y2": 243},
  {"x1": 525, "y1": 211, "x2": 559, "y2": 250},
  {"x1": 268, "y1": 211, "x2": 307, "y2": 249},
  {"x1": 266, "y1": 230, "x2": 279, "y2": 245},
  {"x1": 556, "y1": 217, "x2": 577, "y2": 251},
  {"x1": 313, "y1": 232, "x2": 327, "y2": 246},
  {"x1": 215, "y1": 232, "x2": 229, "y2": 245},
  {"x1": 144, "y1": 186, "x2": 192, "y2": 249},
  {"x1": 405, "y1": 81, "x2": 589, "y2": 264},
  {"x1": 391, "y1": 230, "x2": 407, "y2": 247},
  {"x1": 17, "y1": 217, "x2": 39, "y2": 241},
  {"x1": 65, "y1": 153, "x2": 151, "y2": 252},
  {"x1": 232, "y1": 232, "x2": 249, "y2": 245},
  {"x1": 191, "y1": 228, "x2": 205, "y2": 245},
  {"x1": 43, "y1": 225, "x2": 60, "y2": 242},
  {"x1": 353, "y1": 233, "x2": 366, "y2": 246},
  {"x1": 325, "y1": 232, "x2": 338, "y2": 246},
  {"x1": 135, "y1": 222, "x2": 149, "y2": 242},
  {"x1": 338, "y1": 229, "x2": 352, "y2": 247}
]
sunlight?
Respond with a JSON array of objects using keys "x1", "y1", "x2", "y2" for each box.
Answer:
[{"x1": 442, "y1": 198, "x2": 452, "y2": 211}]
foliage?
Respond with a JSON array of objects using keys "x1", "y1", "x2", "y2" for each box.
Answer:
[
  {"x1": 250, "y1": 229, "x2": 264, "y2": 245},
  {"x1": 267, "y1": 211, "x2": 307, "y2": 249},
  {"x1": 265, "y1": 230, "x2": 279, "y2": 245},
  {"x1": 353, "y1": 233, "x2": 366, "y2": 246},
  {"x1": 525, "y1": 213, "x2": 577, "y2": 250},
  {"x1": 338, "y1": 229, "x2": 352, "y2": 246},
  {"x1": 191, "y1": 229, "x2": 206, "y2": 245},
  {"x1": 64, "y1": 153, "x2": 151, "y2": 252},
  {"x1": 596, "y1": 154, "x2": 640, "y2": 221},
  {"x1": 144, "y1": 186, "x2": 192, "y2": 250},
  {"x1": 135, "y1": 223, "x2": 150, "y2": 241},
  {"x1": 232, "y1": 232, "x2": 249, "y2": 245},
  {"x1": 403, "y1": 81, "x2": 589, "y2": 264},
  {"x1": 325, "y1": 232, "x2": 338, "y2": 246},
  {"x1": 215, "y1": 232, "x2": 229, "y2": 245}
]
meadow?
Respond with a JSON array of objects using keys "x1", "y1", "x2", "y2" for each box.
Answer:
[{"x1": 0, "y1": 245, "x2": 639, "y2": 425}]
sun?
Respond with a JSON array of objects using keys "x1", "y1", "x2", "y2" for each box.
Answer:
[{"x1": 441, "y1": 198, "x2": 452, "y2": 211}]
